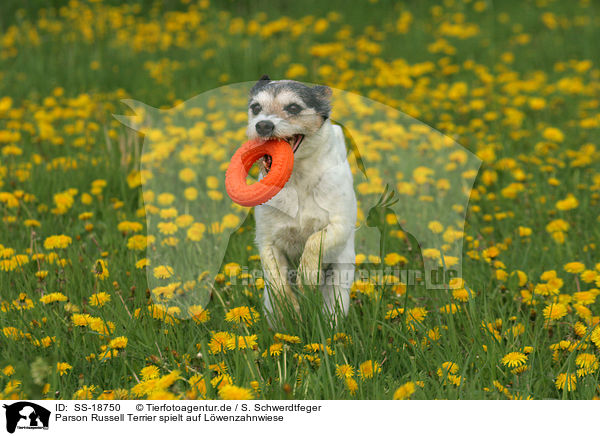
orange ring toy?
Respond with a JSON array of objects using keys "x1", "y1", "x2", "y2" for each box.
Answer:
[{"x1": 225, "y1": 138, "x2": 294, "y2": 207}]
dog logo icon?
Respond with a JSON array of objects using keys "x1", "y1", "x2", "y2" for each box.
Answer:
[{"x1": 2, "y1": 402, "x2": 50, "y2": 433}]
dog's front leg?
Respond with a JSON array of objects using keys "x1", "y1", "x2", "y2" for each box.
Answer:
[
  {"x1": 299, "y1": 218, "x2": 351, "y2": 289},
  {"x1": 260, "y1": 244, "x2": 299, "y2": 314},
  {"x1": 298, "y1": 229, "x2": 326, "y2": 289}
]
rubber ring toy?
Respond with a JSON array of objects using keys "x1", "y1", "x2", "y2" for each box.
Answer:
[{"x1": 225, "y1": 138, "x2": 294, "y2": 207}]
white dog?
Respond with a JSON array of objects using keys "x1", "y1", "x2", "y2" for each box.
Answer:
[{"x1": 246, "y1": 75, "x2": 357, "y2": 324}]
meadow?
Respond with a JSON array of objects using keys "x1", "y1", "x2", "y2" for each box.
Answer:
[{"x1": 0, "y1": 0, "x2": 599, "y2": 400}]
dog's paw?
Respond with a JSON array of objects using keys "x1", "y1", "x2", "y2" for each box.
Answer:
[{"x1": 298, "y1": 249, "x2": 322, "y2": 289}]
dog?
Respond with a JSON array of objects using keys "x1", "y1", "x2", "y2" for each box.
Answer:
[{"x1": 246, "y1": 75, "x2": 357, "y2": 325}]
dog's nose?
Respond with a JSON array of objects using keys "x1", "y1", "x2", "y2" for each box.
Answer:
[{"x1": 255, "y1": 120, "x2": 274, "y2": 137}]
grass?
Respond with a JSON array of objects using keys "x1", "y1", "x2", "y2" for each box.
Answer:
[{"x1": 0, "y1": 0, "x2": 599, "y2": 400}]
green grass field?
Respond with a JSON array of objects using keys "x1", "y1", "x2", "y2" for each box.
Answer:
[{"x1": 1, "y1": 0, "x2": 600, "y2": 400}]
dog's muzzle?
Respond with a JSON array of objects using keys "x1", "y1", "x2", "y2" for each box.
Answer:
[{"x1": 256, "y1": 120, "x2": 275, "y2": 137}]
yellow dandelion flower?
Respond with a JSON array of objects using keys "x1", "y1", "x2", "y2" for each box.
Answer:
[
  {"x1": 335, "y1": 364, "x2": 355, "y2": 379},
  {"x1": 208, "y1": 331, "x2": 235, "y2": 354},
  {"x1": 179, "y1": 168, "x2": 196, "y2": 183},
  {"x1": 286, "y1": 64, "x2": 308, "y2": 78},
  {"x1": 546, "y1": 219, "x2": 569, "y2": 234},
  {"x1": 188, "y1": 305, "x2": 210, "y2": 324},
  {"x1": 406, "y1": 307, "x2": 427, "y2": 329},
  {"x1": 157, "y1": 221, "x2": 178, "y2": 235},
  {"x1": 89, "y1": 291, "x2": 111, "y2": 307},
  {"x1": 233, "y1": 334, "x2": 258, "y2": 350},
  {"x1": 117, "y1": 221, "x2": 143, "y2": 233},
  {"x1": 225, "y1": 306, "x2": 259, "y2": 326},
  {"x1": 92, "y1": 259, "x2": 109, "y2": 280},
  {"x1": 384, "y1": 252, "x2": 407, "y2": 266},
  {"x1": 222, "y1": 214, "x2": 241, "y2": 229},
  {"x1": 427, "y1": 221, "x2": 444, "y2": 234},
  {"x1": 393, "y1": 382, "x2": 416, "y2": 400},
  {"x1": 174, "y1": 215, "x2": 194, "y2": 228},
  {"x1": 127, "y1": 234, "x2": 149, "y2": 250},
  {"x1": 542, "y1": 303, "x2": 568, "y2": 321},
  {"x1": 452, "y1": 287, "x2": 473, "y2": 302},
  {"x1": 542, "y1": 127, "x2": 564, "y2": 142},
  {"x1": 518, "y1": 226, "x2": 532, "y2": 237},
  {"x1": 135, "y1": 258, "x2": 149, "y2": 269},
  {"x1": 555, "y1": 373, "x2": 576, "y2": 391},
  {"x1": 140, "y1": 365, "x2": 160, "y2": 381},
  {"x1": 440, "y1": 303, "x2": 460, "y2": 314},
  {"x1": 555, "y1": 194, "x2": 578, "y2": 211},
  {"x1": 564, "y1": 262, "x2": 585, "y2": 274},
  {"x1": 274, "y1": 333, "x2": 301, "y2": 344},
  {"x1": 153, "y1": 265, "x2": 174, "y2": 279},
  {"x1": 56, "y1": 362, "x2": 72, "y2": 376},
  {"x1": 157, "y1": 193, "x2": 175, "y2": 206},
  {"x1": 580, "y1": 270, "x2": 597, "y2": 283},
  {"x1": 40, "y1": 292, "x2": 68, "y2": 304},
  {"x1": 187, "y1": 223, "x2": 206, "y2": 241},
  {"x1": 43, "y1": 234, "x2": 72, "y2": 250},
  {"x1": 501, "y1": 352, "x2": 527, "y2": 368},
  {"x1": 591, "y1": 326, "x2": 600, "y2": 349},
  {"x1": 437, "y1": 361, "x2": 459, "y2": 377},
  {"x1": 184, "y1": 187, "x2": 197, "y2": 201},
  {"x1": 73, "y1": 385, "x2": 97, "y2": 400},
  {"x1": 575, "y1": 353, "x2": 598, "y2": 370},
  {"x1": 206, "y1": 176, "x2": 219, "y2": 189},
  {"x1": 345, "y1": 377, "x2": 358, "y2": 395},
  {"x1": 72, "y1": 313, "x2": 92, "y2": 327},
  {"x1": 262, "y1": 343, "x2": 284, "y2": 357},
  {"x1": 219, "y1": 384, "x2": 254, "y2": 400},
  {"x1": 511, "y1": 365, "x2": 529, "y2": 375},
  {"x1": 223, "y1": 262, "x2": 241, "y2": 277},
  {"x1": 109, "y1": 336, "x2": 128, "y2": 349},
  {"x1": 358, "y1": 360, "x2": 381, "y2": 379},
  {"x1": 385, "y1": 307, "x2": 405, "y2": 320}
]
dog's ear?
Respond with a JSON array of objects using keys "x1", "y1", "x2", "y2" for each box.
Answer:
[
  {"x1": 312, "y1": 85, "x2": 332, "y2": 119},
  {"x1": 250, "y1": 74, "x2": 271, "y2": 96},
  {"x1": 312, "y1": 85, "x2": 332, "y2": 99}
]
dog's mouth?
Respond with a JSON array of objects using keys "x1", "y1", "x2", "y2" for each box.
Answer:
[
  {"x1": 261, "y1": 134, "x2": 304, "y2": 173},
  {"x1": 286, "y1": 134, "x2": 305, "y2": 153}
]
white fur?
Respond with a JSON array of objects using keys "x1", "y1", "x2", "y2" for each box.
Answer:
[{"x1": 254, "y1": 118, "x2": 357, "y2": 324}]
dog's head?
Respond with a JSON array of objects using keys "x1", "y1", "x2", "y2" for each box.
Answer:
[{"x1": 246, "y1": 75, "x2": 332, "y2": 162}]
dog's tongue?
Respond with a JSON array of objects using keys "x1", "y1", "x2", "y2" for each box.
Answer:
[
  {"x1": 289, "y1": 134, "x2": 304, "y2": 153},
  {"x1": 291, "y1": 135, "x2": 300, "y2": 152}
]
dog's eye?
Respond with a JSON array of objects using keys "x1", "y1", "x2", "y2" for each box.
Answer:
[
  {"x1": 284, "y1": 103, "x2": 302, "y2": 115},
  {"x1": 250, "y1": 103, "x2": 261, "y2": 115}
]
